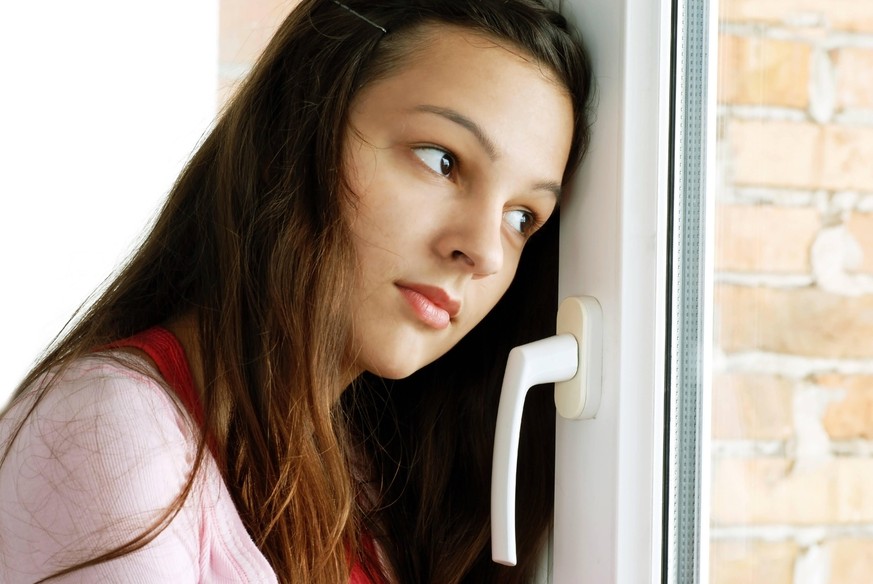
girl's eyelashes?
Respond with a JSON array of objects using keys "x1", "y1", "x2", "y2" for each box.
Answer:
[
  {"x1": 504, "y1": 208, "x2": 541, "y2": 237},
  {"x1": 411, "y1": 144, "x2": 546, "y2": 237},
  {"x1": 412, "y1": 146, "x2": 455, "y2": 178}
]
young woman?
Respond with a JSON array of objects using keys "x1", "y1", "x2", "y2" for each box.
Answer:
[{"x1": 0, "y1": 0, "x2": 593, "y2": 582}]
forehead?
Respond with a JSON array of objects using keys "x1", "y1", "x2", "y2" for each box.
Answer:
[
  {"x1": 365, "y1": 23, "x2": 566, "y2": 97},
  {"x1": 348, "y1": 25, "x2": 574, "y2": 179}
]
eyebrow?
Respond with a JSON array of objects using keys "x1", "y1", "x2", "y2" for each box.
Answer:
[
  {"x1": 413, "y1": 104, "x2": 563, "y2": 200},
  {"x1": 414, "y1": 105, "x2": 499, "y2": 160},
  {"x1": 533, "y1": 180, "x2": 563, "y2": 201}
]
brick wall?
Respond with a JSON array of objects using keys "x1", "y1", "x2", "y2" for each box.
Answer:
[
  {"x1": 218, "y1": 0, "x2": 294, "y2": 106},
  {"x1": 712, "y1": 1, "x2": 873, "y2": 583}
]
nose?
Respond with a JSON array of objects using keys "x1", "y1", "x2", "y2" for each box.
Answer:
[{"x1": 438, "y1": 202, "x2": 504, "y2": 277}]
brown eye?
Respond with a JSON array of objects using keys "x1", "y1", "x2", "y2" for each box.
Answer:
[
  {"x1": 504, "y1": 209, "x2": 537, "y2": 236},
  {"x1": 413, "y1": 146, "x2": 455, "y2": 177}
]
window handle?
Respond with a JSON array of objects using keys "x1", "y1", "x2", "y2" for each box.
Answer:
[{"x1": 491, "y1": 296, "x2": 603, "y2": 566}]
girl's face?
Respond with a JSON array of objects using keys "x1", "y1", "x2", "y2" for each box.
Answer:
[{"x1": 344, "y1": 25, "x2": 574, "y2": 380}]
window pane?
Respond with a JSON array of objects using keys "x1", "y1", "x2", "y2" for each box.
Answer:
[
  {"x1": 665, "y1": 0, "x2": 713, "y2": 578},
  {"x1": 711, "y1": 1, "x2": 873, "y2": 583}
]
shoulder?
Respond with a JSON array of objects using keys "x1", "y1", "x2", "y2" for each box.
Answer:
[
  {"x1": 3, "y1": 354, "x2": 198, "y2": 479},
  {"x1": 0, "y1": 354, "x2": 203, "y2": 580},
  {"x1": 17, "y1": 352, "x2": 190, "y2": 421}
]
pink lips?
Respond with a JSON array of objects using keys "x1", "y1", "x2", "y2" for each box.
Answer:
[{"x1": 396, "y1": 283, "x2": 460, "y2": 330}]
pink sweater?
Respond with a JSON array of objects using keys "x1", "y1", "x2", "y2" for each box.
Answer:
[{"x1": 0, "y1": 354, "x2": 279, "y2": 582}]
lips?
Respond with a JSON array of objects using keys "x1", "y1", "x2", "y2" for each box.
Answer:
[{"x1": 396, "y1": 283, "x2": 461, "y2": 330}]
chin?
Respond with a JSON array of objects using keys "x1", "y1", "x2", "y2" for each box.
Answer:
[
  {"x1": 366, "y1": 360, "x2": 423, "y2": 381},
  {"x1": 361, "y1": 347, "x2": 439, "y2": 380}
]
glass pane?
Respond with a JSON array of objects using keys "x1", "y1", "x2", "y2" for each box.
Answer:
[
  {"x1": 664, "y1": 0, "x2": 714, "y2": 580},
  {"x1": 711, "y1": 1, "x2": 873, "y2": 583}
]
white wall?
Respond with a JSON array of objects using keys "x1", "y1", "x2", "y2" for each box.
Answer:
[{"x1": 0, "y1": 1, "x2": 218, "y2": 407}]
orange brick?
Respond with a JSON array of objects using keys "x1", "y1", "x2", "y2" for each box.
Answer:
[
  {"x1": 710, "y1": 540, "x2": 797, "y2": 584},
  {"x1": 846, "y1": 212, "x2": 873, "y2": 274},
  {"x1": 821, "y1": 125, "x2": 873, "y2": 192},
  {"x1": 711, "y1": 458, "x2": 873, "y2": 525},
  {"x1": 815, "y1": 374, "x2": 873, "y2": 390},
  {"x1": 712, "y1": 373, "x2": 794, "y2": 440},
  {"x1": 719, "y1": 35, "x2": 810, "y2": 108},
  {"x1": 834, "y1": 48, "x2": 873, "y2": 111},
  {"x1": 828, "y1": 539, "x2": 873, "y2": 584},
  {"x1": 727, "y1": 120, "x2": 821, "y2": 189},
  {"x1": 728, "y1": 122, "x2": 873, "y2": 191},
  {"x1": 721, "y1": 0, "x2": 873, "y2": 33},
  {"x1": 827, "y1": 3, "x2": 873, "y2": 33},
  {"x1": 715, "y1": 204, "x2": 819, "y2": 272},
  {"x1": 814, "y1": 374, "x2": 873, "y2": 439},
  {"x1": 716, "y1": 285, "x2": 873, "y2": 359},
  {"x1": 219, "y1": 0, "x2": 294, "y2": 67}
]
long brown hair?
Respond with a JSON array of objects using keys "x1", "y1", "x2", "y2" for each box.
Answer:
[{"x1": 2, "y1": 1, "x2": 593, "y2": 582}]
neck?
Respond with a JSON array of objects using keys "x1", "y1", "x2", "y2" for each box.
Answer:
[{"x1": 163, "y1": 313, "x2": 205, "y2": 399}]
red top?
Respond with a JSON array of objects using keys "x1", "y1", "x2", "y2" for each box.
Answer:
[
  {"x1": 108, "y1": 326, "x2": 202, "y2": 426},
  {"x1": 110, "y1": 327, "x2": 383, "y2": 584}
]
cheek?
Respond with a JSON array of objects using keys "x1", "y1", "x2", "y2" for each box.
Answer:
[
  {"x1": 343, "y1": 131, "x2": 380, "y2": 189},
  {"x1": 346, "y1": 165, "x2": 424, "y2": 237}
]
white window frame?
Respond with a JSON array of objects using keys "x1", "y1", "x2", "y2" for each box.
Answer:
[{"x1": 553, "y1": 0, "x2": 674, "y2": 581}]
